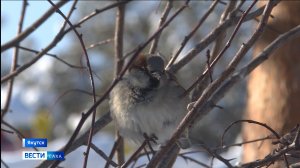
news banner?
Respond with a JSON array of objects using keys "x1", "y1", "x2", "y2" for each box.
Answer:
[{"x1": 22, "y1": 138, "x2": 64, "y2": 160}]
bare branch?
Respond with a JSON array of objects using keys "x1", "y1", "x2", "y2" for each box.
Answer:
[
  {"x1": 147, "y1": 1, "x2": 279, "y2": 167},
  {"x1": 202, "y1": 25, "x2": 300, "y2": 167},
  {"x1": 168, "y1": 4, "x2": 266, "y2": 73},
  {"x1": 191, "y1": 1, "x2": 237, "y2": 100},
  {"x1": 48, "y1": 2, "x2": 189, "y2": 167},
  {"x1": 1, "y1": 120, "x2": 38, "y2": 151},
  {"x1": 183, "y1": 0, "x2": 258, "y2": 96},
  {"x1": 89, "y1": 142, "x2": 118, "y2": 167},
  {"x1": 219, "y1": 136, "x2": 275, "y2": 151},
  {"x1": 166, "y1": 0, "x2": 219, "y2": 70},
  {"x1": 14, "y1": 46, "x2": 105, "y2": 82},
  {"x1": 1, "y1": 1, "x2": 68, "y2": 52},
  {"x1": 211, "y1": 0, "x2": 237, "y2": 60},
  {"x1": 114, "y1": 2, "x2": 125, "y2": 76},
  {"x1": 2, "y1": 0, "x2": 28, "y2": 117},
  {"x1": 156, "y1": 143, "x2": 180, "y2": 168},
  {"x1": 46, "y1": 0, "x2": 98, "y2": 167},
  {"x1": 121, "y1": 141, "x2": 147, "y2": 168},
  {"x1": 104, "y1": 136, "x2": 122, "y2": 168},
  {"x1": 237, "y1": 141, "x2": 297, "y2": 168},
  {"x1": 114, "y1": 1, "x2": 126, "y2": 164},
  {"x1": 17, "y1": 43, "x2": 86, "y2": 69},
  {"x1": 221, "y1": 120, "x2": 281, "y2": 147},
  {"x1": 149, "y1": 0, "x2": 173, "y2": 54},
  {"x1": 200, "y1": 143, "x2": 233, "y2": 168},
  {"x1": 1, "y1": 128, "x2": 14, "y2": 134},
  {"x1": 37, "y1": 112, "x2": 112, "y2": 168},
  {"x1": 1, "y1": 1, "x2": 130, "y2": 84},
  {"x1": 59, "y1": 0, "x2": 78, "y2": 31},
  {"x1": 86, "y1": 38, "x2": 114, "y2": 50},
  {"x1": 178, "y1": 154, "x2": 210, "y2": 168}
]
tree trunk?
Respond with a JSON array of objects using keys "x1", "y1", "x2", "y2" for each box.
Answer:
[{"x1": 242, "y1": 1, "x2": 300, "y2": 167}]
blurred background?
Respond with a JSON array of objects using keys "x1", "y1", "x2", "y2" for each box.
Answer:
[{"x1": 1, "y1": 1, "x2": 256, "y2": 167}]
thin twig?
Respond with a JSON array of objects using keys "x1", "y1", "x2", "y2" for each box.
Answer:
[
  {"x1": 168, "y1": 4, "x2": 266, "y2": 73},
  {"x1": 37, "y1": 112, "x2": 112, "y2": 168},
  {"x1": 191, "y1": 0, "x2": 276, "y2": 145},
  {"x1": 221, "y1": 120, "x2": 280, "y2": 147},
  {"x1": 73, "y1": 1, "x2": 131, "y2": 35},
  {"x1": 1, "y1": 128, "x2": 14, "y2": 134},
  {"x1": 206, "y1": 50, "x2": 213, "y2": 82},
  {"x1": 1, "y1": 1, "x2": 68, "y2": 52},
  {"x1": 1, "y1": 1, "x2": 131, "y2": 84},
  {"x1": 147, "y1": 1, "x2": 278, "y2": 167},
  {"x1": 121, "y1": 141, "x2": 147, "y2": 168},
  {"x1": 192, "y1": 1, "x2": 237, "y2": 101},
  {"x1": 1, "y1": 120, "x2": 38, "y2": 151},
  {"x1": 166, "y1": 0, "x2": 219, "y2": 70},
  {"x1": 1, "y1": 27, "x2": 63, "y2": 84},
  {"x1": 178, "y1": 154, "x2": 210, "y2": 168},
  {"x1": 59, "y1": 0, "x2": 78, "y2": 32},
  {"x1": 130, "y1": 150, "x2": 153, "y2": 168},
  {"x1": 104, "y1": 136, "x2": 122, "y2": 168},
  {"x1": 1, "y1": 0, "x2": 28, "y2": 117},
  {"x1": 49, "y1": 1, "x2": 189, "y2": 167},
  {"x1": 143, "y1": 147, "x2": 151, "y2": 162},
  {"x1": 149, "y1": 0, "x2": 173, "y2": 54},
  {"x1": 15, "y1": 45, "x2": 103, "y2": 82},
  {"x1": 211, "y1": 0, "x2": 237, "y2": 59},
  {"x1": 89, "y1": 142, "x2": 118, "y2": 167},
  {"x1": 237, "y1": 142, "x2": 297, "y2": 168},
  {"x1": 183, "y1": 0, "x2": 258, "y2": 96},
  {"x1": 221, "y1": 0, "x2": 280, "y2": 34},
  {"x1": 200, "y1": 24, "x2": 300, "y2": 168},
  {"x1": 200, "y1": 143, "x2": 233, "y2": 168},
  {"x1": 51, "y1": 88, "x2": 102, "y2": 112},
  {"x1": 86, "y1": 38, "x2": 114, "y2": 50},
  {"x1": 46, "y1": 1, "x2": 97, "y2": 167},
  {"x1": 16, "y1": 45, "x2": 85, "y2": 69},
  {"x1": 219, "y1": 135, "x2": 274, "y2": 151}
]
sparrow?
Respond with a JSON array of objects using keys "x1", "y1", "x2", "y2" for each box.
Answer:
[{"x1": 109, "y1": 55, "x2": 190, "y2": 148}]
